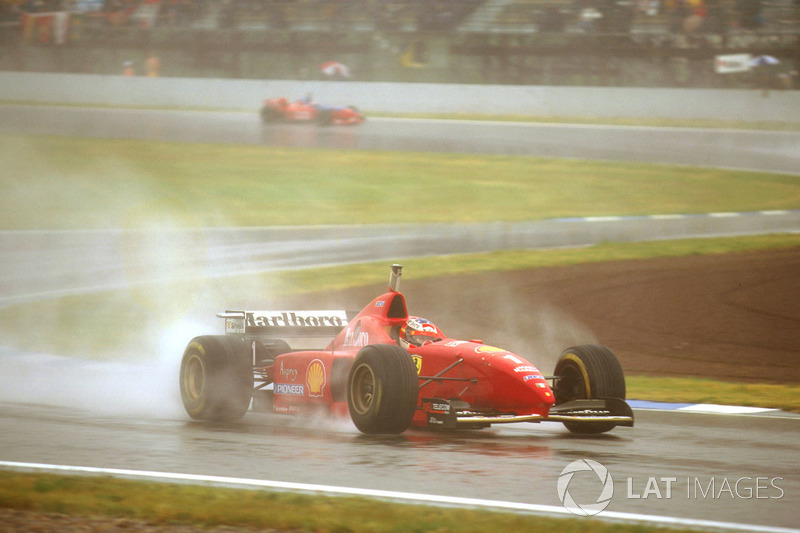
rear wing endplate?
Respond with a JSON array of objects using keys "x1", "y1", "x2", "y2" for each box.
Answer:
[{"x1": 218, "y1": 310, "x2": 349, "y2": 338}]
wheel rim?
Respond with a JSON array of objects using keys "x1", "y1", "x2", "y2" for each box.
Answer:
[
  {"x1": 350, "y1": 363, "x2": 376, "y2": 416},
  {"x1": 555, "y1": 362, "x2": 586, "y2": 404},
  {"x1": 183, "y1": 354, "x2": 205, "y2": 402}
]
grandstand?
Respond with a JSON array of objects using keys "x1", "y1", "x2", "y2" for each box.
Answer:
[
  {"x1": 13, "y1": 1, "x2": 789, "y2": 35},
  {"x1": 467, "y1": 0, "x2": 798, "y2": 34},
  {"x1": 0, "y1": 0, "x2": 797, "y2": 87}
]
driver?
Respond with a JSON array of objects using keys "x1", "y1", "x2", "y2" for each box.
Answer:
[{"x1": 399, "y1": 317, "x2": 444, "y2": 348}]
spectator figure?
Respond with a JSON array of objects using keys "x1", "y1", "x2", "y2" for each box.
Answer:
[
  {"x1": 737, "y1": 0, "x2": 763, "y2": 30},
  {"x1": 683, "y1": 0, "x2": 707, "y2": 33},
  {"x1": 399, "y1": 41, "x2": 427, "y2": 68},
  {"x1": 703, "y1": 0, "x2": 728, "y2": 34},
  {"x1": 637, "y1": 0, "x2": 659, "y2": 16},
  {"x1": 145, "y1": 52, "x2": 160, "y2": 77},
  {"x1": 122, "y1": 60, "x2": 135, "y2": 76},
  {"x1": 668, "y1": 0, "x2": 691, "y2": 33},
  {"x1": 319, "y1": 61, "x2": 351, "y2": 78},
  {"x1": 777, "y1": 72, "x2": 793, "y2": 90}
]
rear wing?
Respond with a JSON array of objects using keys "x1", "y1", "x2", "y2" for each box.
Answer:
[{"x1": 218, "y1": 310, "x2": 349, "y2": 338}]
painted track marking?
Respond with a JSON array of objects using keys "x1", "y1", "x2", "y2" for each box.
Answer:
[
  {"x1": 629, "y1": 400, "x2": 780, "y2": 415},
  {"x1": 0, "y1": 461, "x2": 797, "y2": 533}
]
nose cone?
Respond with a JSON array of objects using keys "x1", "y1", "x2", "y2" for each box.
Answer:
[
  {"x1": 471, "y1": 345, "x2": 555, "y2": 411},
  {"x1": 520, "y1": 372, "x2": 556, "y2": 407}
]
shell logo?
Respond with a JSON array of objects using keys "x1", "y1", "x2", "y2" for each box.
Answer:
[
  {"x1": 306, "y1": 359, "x2": 326, "y2": 397},
  {"x1": 475, "y1": 345, "x2": 507, "y2": 354}
]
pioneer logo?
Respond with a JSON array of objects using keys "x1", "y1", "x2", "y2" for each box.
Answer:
[
  {"x1": 246, "y1": 311, "x2": 347, "y2": 328},
  {"x1": 275, "y1": 383, "x2": 305, "y2": 396}
]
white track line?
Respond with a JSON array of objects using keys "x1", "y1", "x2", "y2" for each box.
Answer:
[
  {"x1": 1, "y1": 461, "x2": 796, "y2": 533},
  {"x1": 677, "y1": 404, "x2": 778, "y2": 414}
]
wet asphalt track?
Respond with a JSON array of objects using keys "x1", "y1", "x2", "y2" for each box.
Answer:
[
  {"x1": 1, "y1": 105, "x2": 799, "y2": 530},
  {"x1": 2, "y1": 104, "x2": 799, "y2": 174},
  {"x1": 0, "y1": 398, "x2": 798, "y2": 531}
]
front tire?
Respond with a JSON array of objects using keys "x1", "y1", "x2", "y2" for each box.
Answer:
[
  {"x1": 180, "y1": 335, "x2": 253, "y2": 421},
  {"x1": 553, "y1": 344, "x2": 626, "y2": 434},
  {"x1": 347, "y1": 344, "x2": 418, "y2": 434}
]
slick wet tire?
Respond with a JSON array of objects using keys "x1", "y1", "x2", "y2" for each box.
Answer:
[
  {"x1": 347, "y1": 106, "x2": 363, "y2": 121},
  {"x1": 347, "y1": 344, "x2": 418, "y2": 434},
  {"x1": 317, "y1": 109, "x2": 333, "y2": 125},
  {"x1": 260, "y1": 107, "x2": 278, "y2": 123},
  {"x1": 553, "y1": 344, "x2": 626, "y2": 434},
  {"x1": 180, "y1": 335, "x2": 253, "y2": 421}
]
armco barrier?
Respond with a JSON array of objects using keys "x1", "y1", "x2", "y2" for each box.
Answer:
[{"x1": 0, "y1": 71, "x2": 798, "y2": 122}]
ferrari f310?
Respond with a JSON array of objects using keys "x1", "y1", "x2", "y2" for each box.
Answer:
[{"x1": 180, "y1": 265, "x2": 633, "y2": 435}]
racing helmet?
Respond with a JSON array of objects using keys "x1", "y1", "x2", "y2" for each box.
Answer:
[{"x1": 399, "y1": 317, "x2": 444, "y2": 348}]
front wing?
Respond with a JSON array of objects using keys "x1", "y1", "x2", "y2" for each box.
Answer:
[{"x1": 420, "y1": 398, "x2": 634, "y2": 429}]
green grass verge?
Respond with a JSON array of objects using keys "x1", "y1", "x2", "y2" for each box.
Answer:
[
  {"x1": 0, "y1": 471, "x2": 702, "y2": 533},
  {"x1": 627, "y1": 376, "x2": 800, "y2": 413},
  {"x1": 274, "y1": 233, "x2": 800, "y2": 293},
  {"x1": 2, "y1": 133, "x2": 800, "y2": 230}
]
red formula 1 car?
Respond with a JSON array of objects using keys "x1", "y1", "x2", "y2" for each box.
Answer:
[
  {"x1": 180, "y1": 265, "x2": 633, "y2": 435},
  {"x1": 260, "y1": 97, "x2": 364, "y2": 126}
]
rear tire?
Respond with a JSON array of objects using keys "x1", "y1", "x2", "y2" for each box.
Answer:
[
  {"x1": 180, "y1": 335, "x2": 253, "y2": 421},
  {"x1": 317, "y1": 109, "x2": 333, "y2": 125},
  {"x1": 347, "y1": 344, "x2": 418, "y2": 434},
  {"x1": 260, "y1": 106, "x2": 279, "y2": 123},
  {"x1": 553, "y1": 344, "x2": 625, "y2": 434}
]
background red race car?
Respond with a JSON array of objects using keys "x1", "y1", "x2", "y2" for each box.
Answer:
[
  {"x1": 260, "y1": 96, "x2": 364, "y2": 125},
  {"x1": 180, "y1": 265, "x2": 633, "y2": 435}
]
